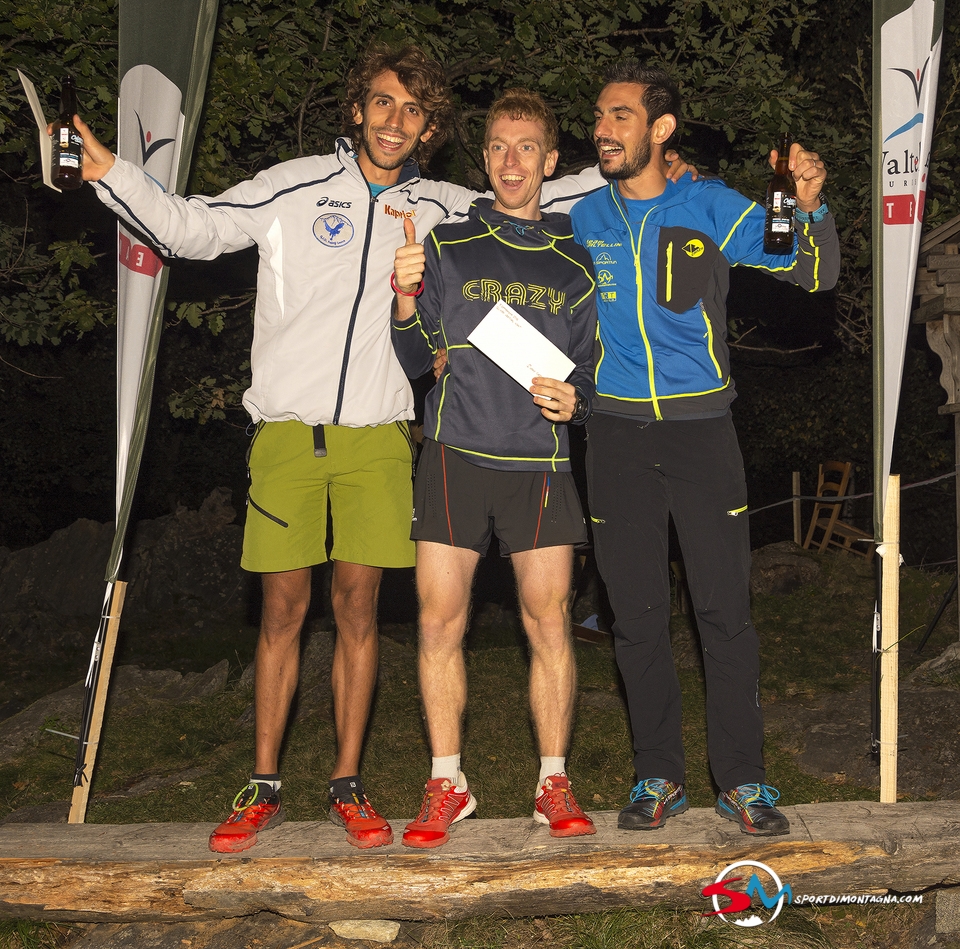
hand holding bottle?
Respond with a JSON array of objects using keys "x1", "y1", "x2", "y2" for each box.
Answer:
[
  {"x1": 768, "y1": 141, "x2": 828, "y2": 212},
  {"x1": 47, "y1": 113, "x2": 115, "y2": 182}
]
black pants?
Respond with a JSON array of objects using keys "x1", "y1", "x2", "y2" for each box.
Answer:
[{"x1": 585, "y1": 411, "x2": 765, "y2": 792}]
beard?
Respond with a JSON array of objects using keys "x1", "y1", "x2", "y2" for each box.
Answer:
[
  {"x1": 597, "y1": 131, "x2": 652, "y2": 181},
  {"x1": 358, "y1": 124, "x2": 418, "y2": 172}
]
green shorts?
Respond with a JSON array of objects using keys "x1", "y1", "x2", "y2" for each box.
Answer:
[{"x1": 241, "y1": 420, "x2": 416, "y2": 573}]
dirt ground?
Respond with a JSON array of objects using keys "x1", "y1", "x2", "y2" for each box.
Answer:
[{"x1": 764, "y1": 678, "x2": 960, "y2": 800}]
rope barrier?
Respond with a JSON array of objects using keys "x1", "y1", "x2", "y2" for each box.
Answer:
[{"x1": 747, "y1": 467, "x2": 958, "y2": 516}]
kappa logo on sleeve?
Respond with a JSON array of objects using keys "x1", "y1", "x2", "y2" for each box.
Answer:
[{"x1": 314, "y1": 213, "x2": 354, "y2": 247}]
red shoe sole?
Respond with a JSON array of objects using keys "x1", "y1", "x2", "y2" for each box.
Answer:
[
  {"x1": 344, "y1": 827, "x2": 394, "y2": 849},
  {"x1": 401, "y1": 831, "x2": 450, "y2": 849},
  {"x1": 209, "y1": 832, "x2": 259, "y2": 853},
  {"x1": 547, "y1": 821, "x2": 597, "y2": 838}
]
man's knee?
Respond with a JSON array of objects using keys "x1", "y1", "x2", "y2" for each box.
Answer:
[
  {"x1": 331, "y1": 562, "x2": 381, "y2": 631},
  {"x1": 261, "y1": 569, "x2": 311, "y2": 637}
]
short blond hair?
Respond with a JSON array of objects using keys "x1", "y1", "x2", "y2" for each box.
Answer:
[{"x1": 484, "y1": 88, "x2": 558, "y2": 154}]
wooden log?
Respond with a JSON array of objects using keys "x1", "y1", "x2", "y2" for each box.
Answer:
[
  {"x1": 919, "y1": 298, "x2": 960, "y2": 323},
  {"x1": 2, "y1": 803, "x2": 959, "y2": 923},
  {"x1": 928, "y1": 255, "x2": 960, "y2": 275}
]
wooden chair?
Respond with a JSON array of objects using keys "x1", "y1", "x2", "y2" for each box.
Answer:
[{"x1": 802, "y1": 461, "x2": 875, "y2": 562}]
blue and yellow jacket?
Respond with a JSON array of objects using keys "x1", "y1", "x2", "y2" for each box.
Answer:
[
  {"x1": 392, "y1": 199, "x2": 597, "y2": 472},
  {"x1": 570, "y1": 173, "x2": 839, "y2": 420}
]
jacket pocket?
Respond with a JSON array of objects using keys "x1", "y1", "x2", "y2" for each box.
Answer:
[{"x1": 658, "y1": 226, "x2": 719, "y2": 314}]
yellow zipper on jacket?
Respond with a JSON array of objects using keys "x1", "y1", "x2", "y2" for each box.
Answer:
[{"x1": 612, "y1": 187, "x2": 662, "y2": 419}]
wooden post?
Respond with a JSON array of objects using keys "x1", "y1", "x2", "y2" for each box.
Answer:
[
  {"x1": 879, "y1": 476, "x2": 900, "y2": 804},
  {"x1": 69, "y1": 581, "x2": 128, "y2": 824},
  {"x1": 792, "y1": 471, "x2": 802, "y2": 545}
]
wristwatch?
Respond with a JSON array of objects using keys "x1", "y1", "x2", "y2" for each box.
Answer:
[
  {"x1": 570, "y1": 389, "x2": 590, "y2": 423},
  {"x1": 795, "y1": 193, "x2": 829, "y2": 224}
]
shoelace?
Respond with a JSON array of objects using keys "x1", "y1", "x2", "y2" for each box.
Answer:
[
  {"x1": 335, "y1": 794, "x2": 373, "y2": 820},
  {"x1": 230, "y1": 781, "x2": 273, "y2": 814},
  {"x1": 629, "y1": 778, "x2": 674, "y2": 803},
  {"x1": 541, "y1": 785, "x2": 576, "y2": 814},
  {"x1": 417, "y1": 782, "x2": 459, "y2": 822},
  {"x1": 730, "y1": 783, "x2": 780, "y2": 807}
]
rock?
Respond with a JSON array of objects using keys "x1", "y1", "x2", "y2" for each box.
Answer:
[
  {"x1": 0, "y1": 519, "x2": 114, "y2": 616},
  {"x1": 750, "y1": 541, "x2": 822, "y2": 596},
  {"x1": 0, "y1": 489, "x2": 253, "y2": 630},
  {"x1": 0, "y1": 661, "x2": 230, "y2": 761},
  {"x1": 763, "y1": 682, "x2": 960, "y2": 799},
  {"x1": 0, "y1": 679, "x2": 86, "y2": 760},
  {"x1": 329, "y1": 920, "x2": 401, "y2": 943},
  {"x1": 0, "y1": 801, "x2": 70, "y2": 824},
  {"x1": 938, "y1": 889, "x2": 960, "y2": 934},
  {"x1": 907, "y1": 641, "x2": 960, "y2": 687},
  {"x1": 124, "y1": 488, "x2": 249, "y2": 617}
]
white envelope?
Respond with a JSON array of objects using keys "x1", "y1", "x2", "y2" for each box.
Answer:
[
  {"x1": 18, "y1": 70, "x2": 60, "y2": 193},
  {"x1": 467, "y1": 300, "x2": 575, "y2": 393}
]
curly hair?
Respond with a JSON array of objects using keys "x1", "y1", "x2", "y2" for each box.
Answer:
[
  {"x1": 484, "y1": 88, "x2": 559, "y2": 154},
  {"x1": 341, "y1": 42, "x2": 453, "y2": 167}
]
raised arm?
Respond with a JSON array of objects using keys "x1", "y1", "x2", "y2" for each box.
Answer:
[
  {"x1": 391, "y1": 219, "x2": 439, "y2": 380},
  {"x1": 57, "y1": 114, "x2": 256, "y2": 260}
]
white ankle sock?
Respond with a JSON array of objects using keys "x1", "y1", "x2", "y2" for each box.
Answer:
[
  {"x1": 431, "y1": 754, "x2": 461, "y2": 783},
  {"x1": 538, "y1": 757, "x2": 566, "y2": 795}
]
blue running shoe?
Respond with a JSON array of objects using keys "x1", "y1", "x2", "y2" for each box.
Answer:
[
  {"x1": 716, "y1": 783, "x2": 790, "y2": 836},
  {"x1": 618, "y1": 778, "x2": 689, "y2": 830}
]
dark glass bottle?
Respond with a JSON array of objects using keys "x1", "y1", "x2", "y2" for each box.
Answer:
[
  {"x1": 763, "y1": 133, "x2": 796, "y2": 254},
  {"x1": 52, "y1": 77, "x2": 83, "y2": 191}
]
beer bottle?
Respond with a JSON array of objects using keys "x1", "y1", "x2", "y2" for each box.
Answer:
[
  {"x1": 763, "y1": 133, "x2": 796, "y2": 254},
  {"x1": 52, "y1": 76, "x2": 83, "y2": 191}
]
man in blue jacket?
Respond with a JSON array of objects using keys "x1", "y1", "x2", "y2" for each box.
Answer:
[{"x1": 571, "y1": 60, "x2": 839, "y2": 836}]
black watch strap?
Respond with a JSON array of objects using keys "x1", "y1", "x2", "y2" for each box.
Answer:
[{"x1": 570, "y1": 390, "x2": 590, "y2": 423}]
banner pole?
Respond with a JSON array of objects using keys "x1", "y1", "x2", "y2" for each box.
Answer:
[{"x1": 69, "y1": 581, "x2": 128, "y2": 823}]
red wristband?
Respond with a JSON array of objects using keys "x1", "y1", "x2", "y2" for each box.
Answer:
[{"x1": 391, "y1": 272, "x2": 424, "y2": 297}]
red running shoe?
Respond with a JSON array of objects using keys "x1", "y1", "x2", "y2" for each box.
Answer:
[
  {"x1": 209, "y1": 783, "x2": 284, "y2": 853},
  {"x1": 328, "y1": 788, "x2": 393, "y2": 849},
  {"x1": 534, "y1": 774, "x2": 596, "y2": 838},
  {"x1": 402, "y1": 776, "x2": 477, "y2": 849}
]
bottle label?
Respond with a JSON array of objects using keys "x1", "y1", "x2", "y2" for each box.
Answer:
[
  {"x1": 59, "y1": 128, "x2": 70, "y2": 147},
  {"x1": 770, "y1": 217, "x2": 792, "y2": 234},
  {"x1": 771, "y1": 192, "x2": 797, "y2": 214}
]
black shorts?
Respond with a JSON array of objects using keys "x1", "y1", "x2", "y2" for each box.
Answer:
[{"x1": 412, "y1": 439, "x2": 587, "y2": 555}]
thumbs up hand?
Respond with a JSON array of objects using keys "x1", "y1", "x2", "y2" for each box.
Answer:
[{"x1": 393, "y1": 217, "x2": 425, "y2": 296}]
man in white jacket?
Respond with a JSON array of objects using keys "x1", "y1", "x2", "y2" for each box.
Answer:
[{"x1": 70, "y1": 42, "x2": 689, "y2": 852}]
